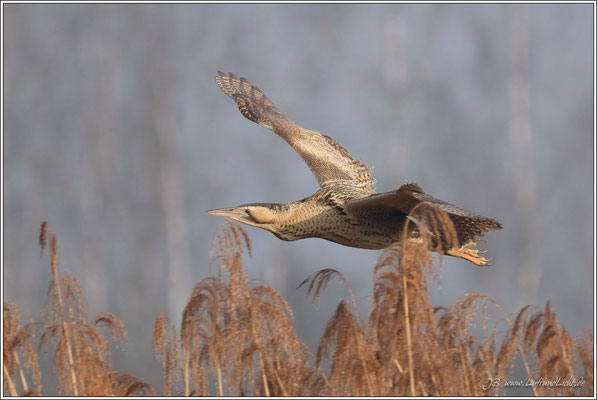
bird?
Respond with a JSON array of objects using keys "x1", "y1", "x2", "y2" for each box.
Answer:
[{"x1": 208, "y1": 72, "x2": 502, "y2": 266}]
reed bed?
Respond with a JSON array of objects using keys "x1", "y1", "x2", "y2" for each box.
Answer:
[{"x1": 2, "y1": 220, "x2": 593, "y2": 396}]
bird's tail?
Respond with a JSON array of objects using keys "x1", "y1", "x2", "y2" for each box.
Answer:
[{"x1": 215, "y1": 71, "x2": 289, "y2": 131}]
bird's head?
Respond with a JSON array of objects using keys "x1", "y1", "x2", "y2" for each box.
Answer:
[{"x1": 208, "y1": 203, "x2": 284, "y2": 234}]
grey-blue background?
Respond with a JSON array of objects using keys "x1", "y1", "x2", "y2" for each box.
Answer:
[{"x1": 4, "y1": 3, "x2": 594, "y2": 393}]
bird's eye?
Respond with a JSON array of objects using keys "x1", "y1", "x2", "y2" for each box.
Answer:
[{"x1": 245, "y1": 208, "x2": 255, "y2": 221}]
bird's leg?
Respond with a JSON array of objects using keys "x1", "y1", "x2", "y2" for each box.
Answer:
[{"x1": 447, "y1": 241, "x2": 490, "y2": 266}]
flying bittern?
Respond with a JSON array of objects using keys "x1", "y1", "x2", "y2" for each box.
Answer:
[{"x1": 209, "y1": 72, "x2": 502, "y2": 266}]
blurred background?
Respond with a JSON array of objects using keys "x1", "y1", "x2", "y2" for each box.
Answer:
[{"x1": 4, "y1": 3, "x2": 594, "y2": 392}]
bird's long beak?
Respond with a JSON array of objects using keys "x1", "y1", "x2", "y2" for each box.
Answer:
[
  {"x1": 207, "y1": 207, "x2": 244, "y2": 218},
  {"x1": 207, "y1": 207, "x2": 259, "y2": 227}
]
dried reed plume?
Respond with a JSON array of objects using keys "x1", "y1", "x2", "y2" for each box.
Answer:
[
  {"x1": 3, "y1": 302, "x2": 41, "y2": 396},
  {"x1": 153, "y1": 311, "x2": 179, "y2": 395},
  {"x1": 164, "y1": 221, "x2": 326, "y2": 396},
  {"x1": 4, "y1": 222, "x2": 154, "y2": 396}
]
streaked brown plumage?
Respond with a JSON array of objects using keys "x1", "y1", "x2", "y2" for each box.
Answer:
[{"x1": 209, "y1": 72, "x2": 502, "y2": 266}]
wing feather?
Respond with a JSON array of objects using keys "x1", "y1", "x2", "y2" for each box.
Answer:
[
  {"x1": 215, "y1": 72, "x2": 375, "y2": 192},
  {"x1": 345, "y1": 182, "x2": 502, "y2": 245}
]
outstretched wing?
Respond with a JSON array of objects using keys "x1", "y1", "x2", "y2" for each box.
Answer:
[
  {"x1": 344, "y1": 182, "x2": 502, "y2": 245},
  {"x1": 215, "y1": 72, "x2": 375, "y2": 193}
]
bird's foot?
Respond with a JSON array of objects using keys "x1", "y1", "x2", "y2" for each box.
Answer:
[{"x1": 447, "y1": 242, "x2": 490, "y2": 266}]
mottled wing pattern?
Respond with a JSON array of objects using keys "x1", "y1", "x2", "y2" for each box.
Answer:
[
  {"x1": 215, "y1": 71, "x2": 288, "y2": 131},
  {"x1": 215, "y1": 72, "x2": 375, "y2": 193},
  {"x1": 404, "y1": 183, "x2": 502, "y2": 244},
  {"x1": 345, "y1": 182, "x2": 502, "y2": 245}
]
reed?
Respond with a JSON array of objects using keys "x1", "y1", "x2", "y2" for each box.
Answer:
[{"x1": 2, "y1": 220, "x2": 593, "y2": 396}]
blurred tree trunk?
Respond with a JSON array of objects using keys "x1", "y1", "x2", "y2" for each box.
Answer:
[
  {"x1": 507, "y1": 5, "x2": 539, "y2": 305},
  {"x1": 155, "y1": 88, "x2": 192, "y2": 323},
  {"x1": 383, "y1": 10, "x2": 410, "y2": 182}
]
